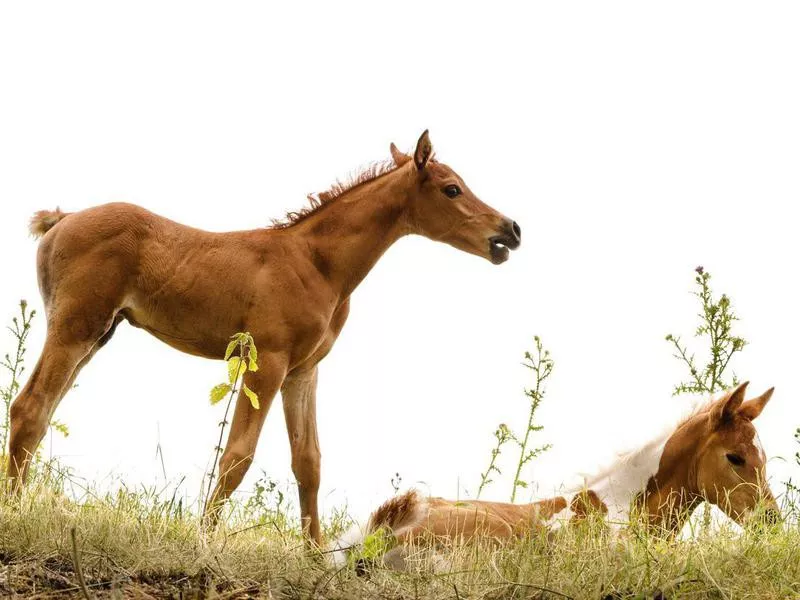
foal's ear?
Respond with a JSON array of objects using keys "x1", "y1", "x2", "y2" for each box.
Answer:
[
  {"x1": 739, "y1": 387, "x2": 774, "y2": 421},
  {"x1": 414, "y1": 129, "x2": 433, "y2": 171},
  {"x1": 715, "y1": 381, "x2": 749, "y2": 424},
  {"x1": 390, "y1": 143, "x2": 412, "y2": 167}
]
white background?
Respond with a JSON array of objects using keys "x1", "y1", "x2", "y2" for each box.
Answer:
[{"x1": 1, "y1": 2, "x2": 799, "y2": 519}]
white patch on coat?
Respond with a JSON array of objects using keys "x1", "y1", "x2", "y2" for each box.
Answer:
[
  {"x1": 329, "y1": 522, "x2": 367, "y2": 568},
  {"x1": 753, "y1": 431, "x2": 767, "y2": 462},
  {"x1": 560, "y1": 390, "x2": 731, "y2": 525},
  {"x1": 588, "y1": 437, "x2": 668, "y2": 523}
]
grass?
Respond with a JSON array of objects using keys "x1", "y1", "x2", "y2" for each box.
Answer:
[{"x1": 1, "y1": 469, "x2": 799, "y2": 599}]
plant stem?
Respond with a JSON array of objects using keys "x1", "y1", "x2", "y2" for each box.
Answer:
[
  {"x1": 205, "y1": 339, "x2": 245, "y2": 511},
  {"x1": 477, "y1": 425, "x2": 509, "y2": 499},
  {"x1": 205, "y1": 381, "x2": 238, "y2": 509},
  {"x1": 511, "y1": 339, "x2": 552, "y2": 503},
  {"x1": 1, "y1": 300, "x2": 35, "y2": 455}
]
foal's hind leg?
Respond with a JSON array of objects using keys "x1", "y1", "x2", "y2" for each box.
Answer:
[{"x1": 7, "y1": 314, "x2": 119, "y2": 489}]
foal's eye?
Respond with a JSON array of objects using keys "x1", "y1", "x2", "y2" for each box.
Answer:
[
  {"x1": 726, "y1": 453, "x2": 746, "y2": 467},
  {"x1": 443, "y1": 184, "x2": 461, "y2": 198}
]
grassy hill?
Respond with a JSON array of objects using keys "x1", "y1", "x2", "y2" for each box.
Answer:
[{"x1": 1, "y1": 473, "x2": 799, "y2": 599}]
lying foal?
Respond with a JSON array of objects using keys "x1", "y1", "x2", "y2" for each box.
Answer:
[{"x1": 332, "y1": 382, "x2": 779, "y2": 569}]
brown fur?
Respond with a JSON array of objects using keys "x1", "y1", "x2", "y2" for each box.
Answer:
[
  {"x1": 570, "y1": 489, "x2": 608, "y2": 523},
  {"x1": 6, "y1": 131, "x2": 521, "y2": 547},
  {"x1": 637, "y1": 383, "x2": 778, "y2": 530},
  {"x1": 369, "y1": 490, "x2": 423, "y2": 532},
  {"x1": 366, "y1": 493, "x2": 568, "y2": 546},
  {"x1": 29, "y1": 208, "x2": 69, "y2": 238}
]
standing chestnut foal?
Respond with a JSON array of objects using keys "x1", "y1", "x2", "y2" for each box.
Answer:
[{"x1": 7, "y1": 131, "x2": 521, "y2": 545}]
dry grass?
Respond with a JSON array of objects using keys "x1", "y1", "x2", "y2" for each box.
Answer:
[{"x1": 0, "y1": 469, "x2": 799, "y2": 599}]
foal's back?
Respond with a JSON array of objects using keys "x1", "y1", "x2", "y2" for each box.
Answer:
[{"x1": 35, "y1": 202, "x2": 305, "y2": 358}]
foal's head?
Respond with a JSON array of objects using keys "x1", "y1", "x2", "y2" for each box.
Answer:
[
  {"x1": 661, "y1": 382, "x2": 778, "y2": 525},
  {"x1": 390, "y1": 131, "x2": 521, "y2": 264}
]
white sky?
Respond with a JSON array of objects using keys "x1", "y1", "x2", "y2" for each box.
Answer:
[{"x1": 1, "y1": 2, "x2": 799, "y2": 519}]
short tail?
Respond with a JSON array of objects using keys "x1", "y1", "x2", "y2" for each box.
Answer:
[
  {"x1": 29, "y1": 208, "x2": 69, "y2": 238},
  {"x1": 367, "y1": 489, "x2": 423, "y2": 532},
  {"x1": 329, "y1": 490, "x2": 423, "y2": 567}
]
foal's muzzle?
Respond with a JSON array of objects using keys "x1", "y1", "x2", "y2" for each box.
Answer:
[{"x1": 489, "y1": 220, "x2": 522, "y2": 264}]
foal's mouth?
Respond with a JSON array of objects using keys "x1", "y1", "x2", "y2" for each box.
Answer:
[{"x1": 489, "y1": 224, "x2": 521, "y2": 265}]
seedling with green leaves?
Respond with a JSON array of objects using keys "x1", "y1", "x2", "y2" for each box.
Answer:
[{"x1": 205, "y1": 332, "x2": 260, "y2": 509}]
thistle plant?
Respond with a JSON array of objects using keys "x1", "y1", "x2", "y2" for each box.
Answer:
[
  {"x1": 204, "y1": 332, "x2": 259, "y2": 507},
  {"x1": 666, "y1": 267, "x2": 747, "y2": 529},
  {"x1": 510, "y1": 337, "x2": 554, "y2": 502},
  {"x1": 477, "y1": 336, "x2": 553, "y2": 502},
  {"x1": 666, "y1": 266, "x2": 746, "y2": 396},
  {"x1": 476, "y1": 424, "x2": 511, "y2": 498},
  {"x1": 1, "y1": 300, "x2": 35, "y2": 455},
  {"x1": 1, "y1": 301, "x2": 69, "y2": 461}
]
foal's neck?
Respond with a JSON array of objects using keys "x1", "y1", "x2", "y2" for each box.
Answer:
[
  {"x1": 581, "y1": 421, "x2": 703, "y2": 530},
  {"x1": 583, "y1": 437, "x2": 669, "y2": 524},
  {"x1": 290, "y1": 167, "x2": 413, "y2": 297}
]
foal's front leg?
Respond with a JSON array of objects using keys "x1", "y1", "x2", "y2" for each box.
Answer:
[
  {"x1": 281, "y1": 367, "x2": 322, "y2": 546},
  {"x1": 205, "y1": 354, "x2": 287, "y2": 525}
]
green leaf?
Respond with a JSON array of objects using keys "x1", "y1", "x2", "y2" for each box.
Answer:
[
  {"x1": 243, "y1": 383, "x2": 259, "y2": 410},
  {"x1": 224, "y1": 339, "x2": 239, "y2": 361},
  {"x1": 359, "y1": 528, "x2": 391, "y2": 561},
  {"x1": 50, "y1": 419, "x2": 70, "y2": 438},
  {"x1": 210, "y1": 383, "x2": 231, "y2": 405},
  {"x1": 227, "y1": 357, "x2": 246, "y2": 385}
]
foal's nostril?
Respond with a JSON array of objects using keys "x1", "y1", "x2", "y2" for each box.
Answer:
[{"x1": 511, "y1": 221, "x2": 521, "y2": 242}]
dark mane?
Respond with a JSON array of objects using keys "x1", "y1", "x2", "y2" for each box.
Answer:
[{"x1": 271, "y1": 159, "x2": 399, "y2": 229}]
